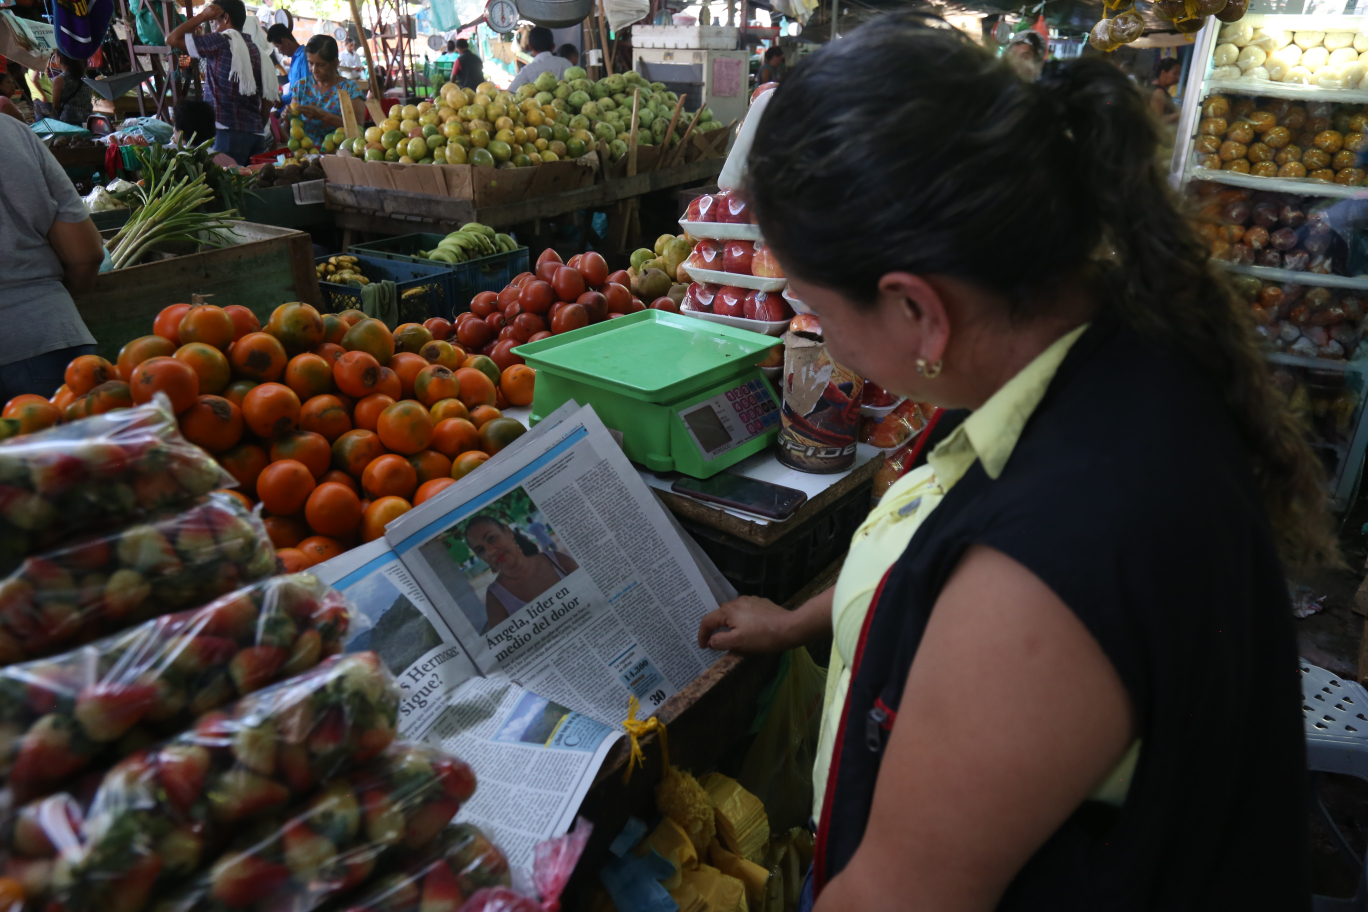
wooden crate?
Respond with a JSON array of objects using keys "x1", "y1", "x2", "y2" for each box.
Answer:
[{"x1": 74, "y1": 222, "x2": 322, "y2": 361}]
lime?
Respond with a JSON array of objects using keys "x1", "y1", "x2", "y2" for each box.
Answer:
[
  {"x1": 470, "y1": 147, "x2": 496, "y2": 167},
  {"x1": 566, "y1": 138, "x2": 586, "y2": 158},
  {"x1": 540, "y1": 150, "x2": 559, "y2": 162},
  {"x1": 512, "y1": 153, "x2": 532, "y2": 167},
  {"x1": 385, "y1": 148, "x2": 400, "y2": 162},
  {"x1": 287, "y1": 138, "x2": 301, "y2": 151},
  {"x1": 488, "y1": 139, "x2": 512, "y2": 162},
  {"x1": 364, "y1": 147, "x2": 385, "y2": 162},
  {"x1": 469, "y1": 128, "x2": 490, "y2": 148},
  {"x1": 290, "y1": 124, "x2": 305, "y2": 140},
  {"x1": 432, "y1": 146, "x2": 447, "y2": 163},
  {"x1": 427, "y1": 133, "x2": 447, "y2": 148},
  {"x1": 536, "y1": 124, "x2": 553, "y2": 141},
  {"x1": 407, "y1": 137, "x2": 428, "y2": 159},
  {"x1": 422, "y1": 123, "x2": 439, "y2": 138},
  {"x1": 446, "y1": 143, "x2": 468, "y2": 164}
]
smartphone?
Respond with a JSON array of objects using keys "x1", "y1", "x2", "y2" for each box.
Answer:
[{"x1": 671, "y1": 472, "x2": 807, "y2": 520}]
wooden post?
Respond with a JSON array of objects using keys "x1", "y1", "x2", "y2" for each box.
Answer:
[
  {"x1": 669, "y1": 106, "x2": 704, "y2": 167},
  {"x1": 627, "y1": 88, "x2": 640, "y2": 177},
  {"x1": 348, "y1": 0, "x2": 384, "y2": 102},
  {"x1": 655, "y1": 94, "x2": 685, "y2": 171},
  {"x1": 597, "y1": 0, "x2": 614, "y2": 76},
  {"x1": 338, "y1": 88, "x2": 361, "y2": 139}
]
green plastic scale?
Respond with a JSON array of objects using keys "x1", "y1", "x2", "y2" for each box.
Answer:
[{"x1": 514, "y1": 310, "x2": 782, "y2": 478}]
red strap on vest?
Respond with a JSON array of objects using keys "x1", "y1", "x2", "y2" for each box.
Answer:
[{"x1": 897, "y1": 406, "x2": 945, "y2": 480}]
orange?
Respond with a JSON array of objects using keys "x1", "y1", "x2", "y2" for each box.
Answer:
[
  {"x1": 501, "y1": 365, "x2": 536, "y2": 406},
  {"x1": 454, "y1": 368, "x2": 496, "y2": 409},
  {"x1": 64, "y1": 398, "x2": 89, "y2": 422},
  {"x1": 353, "y1": 393, "x2": 395, "y2": 432},
  {"x1": 394, "y1": 323, "x2": 433, "y2": 354},
  {"x1": 242, "y1": 383, "x2": 301, "y2": 438},
  {"x1": 361, "y1": 453, "x2": 418, "y2": 500},
  {"x1": 337, "y1": 309, "x2": 367, "y2": 327},
  {"x1": 376, "y1": 400, "x2": 434, "y2": 455},
  {"x1": 461, "y1": 354, "x2": 501, "y2": 388},
  {"x1": 178, "y1": 305, "x2": 236, "y2": 350},
  {"x1": 451, "y1": 450, "x2": 490, "y2": 478},
  {"x1": 86, "y1": 381, "x2": 133, "y2": 415},
  {"x1": 414, "y1": 365, "x2": 460, "y2": 406},
  {"x1": 9, "y1": 400, "x2": 61, "y2": 435},
  {"x1": 313, "y1": 342, "x2": 346, "y2": 364},
  {"x1": 321, "y1": 313, "x2": 348, "y2": 345},
  {"x1": 229, "y1": 332, "x2": 288, "y2": 382},
  {"x1": 263, "y1": 513, "x2": 309, "y2": 549},
  {"x1": 299, "y1": 394, "x2": 352, "y2": 442},
  {"x1": 479, "y1": 417, "x2": 526, "y2": 456},
  {"x1": 178, "y1": 395, "x2": 243, "y2": 453},
  {"x1": 320, "y1": 469, "x2": 359, "y2": 492},
  {"x1": 361, "y1": 496, "x2": 411, "y2": 542},
  {"x1": 174, "y1": 343, "x2": 231, "y2": 394},
  {"x1": 217, "y1": 442, "x2": 269, "y2": 495},
  {"x1": 375, "y1": 367, "x2": 403, "y2": 401},
  {"x1": 267, "y1": 302, "x2": 325, "y2": 354},
  {"x1": 469, "y1": 405, "x2": 502, "y2": 428},
  {"x1": 217, "y1": 489, "x2": 253, "y2": 509},
  {"x1": 65, "y1": 355, "x2": 116, "y2": 396},
  {"x1": 419, "y1": 340, "x2": 464, "y2": 370},
  {"x1": 284, "y1": 353, "x2": 336, "y2": 401},
  {"x1": 342, "y1": 318, "x2": 395, "y2": 365},
  {"x1": 495, "y1": 387, "x2": 509, "y2": 410},
  {"x1": 414, "y1": 477, "x2": 456, "y2": 505},
  {"x1": 129, "y1": 356, "x2": 199, "y2": 413},
  {"x1": 153, "y1": 303, "x2": 192, "y2": 345},
  {"x1": 270, "y1": 430, "x2": 332, "y2": 479},
  {"x1": 2, "y1": 395, "x2": 48, "y2": 418},
  {"x1": 50, "y1": 386, "x2": 76, "y2": 412},
  {"x1": 256, "y1": 459, "x2": 316, "y2": 515},
  {"x1": 429, "y1": 398, "x2": 469, "y2": 424},
  {"x1": 223, "y1": 305, "x2": 261, "y2": 341},
  {"x1": 305, "y1": 482, "x2": 363, "y2": 538},
  {"x1": 333, "y1": 350, "x2": 382, "y2": 399},
  {"x1": 117, "y1": 335, "x2": 177, "y2": 382},
  {"x1": 332, "y1": 429, "x2": 388, "y2": 479},
  {"x1": 223, "y1": 380, "x2": 258, "y2": 407},
  {"x1": 277, "y1": 547, "x2": 311, "y2": 571},
  {"x1": 297, "y1": 536, "x2": 343, "y2": 565},
  {"x1": 431, "y1": 417, "x2": 480, "y2": 458},
  {"x1": 408, "y1": 449, "x2": 452, "y2": 485},
  {"x1": 388, "y1": 352, "x2": 427, "y2": 399}
]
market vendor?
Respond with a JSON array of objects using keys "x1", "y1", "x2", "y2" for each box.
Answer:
[
  {"x1": 0, "y1": 115, "x2": 100, "y2": 399},
  {"x1": 508, "y1": 27, "x2": 570, "y2": 92},
  {"x1": 697, "y1": 13, "x2": 1316, "y2": 910},
  {"x1": 166, "y1": 0, "x2": 265, "y2": 166},
  {"x1": 33, "y1": 53, "x2": 92, "y2": 126},
  {"x1": 290, "y1": 35, "x2": 365, "y2": 148}
]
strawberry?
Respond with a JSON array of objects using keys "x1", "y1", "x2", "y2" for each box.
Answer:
[
  {"x1": 281, "y1": 629, "x2": 322, "y2": 678},
  {"x1": 81, "y1": 441, "x2": 131, "y2": 479},
  {"x1": 209, "y1": 851, "x2": 291, "y2": 906},
  {"x1": 196, "y1": 593, "x2": 259, "y2": 640},
  {"x1": 105, "y1": 851, "x2": 163, "y2": 912},
  {"x1": 37, "y1": 600, "x2": 79, "y2": 647},
  {"x1": 11, "y1": 715, "x2": 87, "y2": 797},
  {"x1": 0, "y1": 486, "x2": 54, "y2": 532},
  {"x1": 420, "y1": 861, "x2": 464, "y2": 912},
  {"x1": 25, "y1": 559, "x2": 74, "y2": 593},
  {"x1": 194, "y1": 710, "x2": 234, "y2": 741},
  {"x1": 307, "y1": 708, "x2": 345, "y2": 758},
  {"x1": 257, "y1": 613, "x2": 298, "y2": 651},
  {"x1": 432, "y1": 758, "x2": 477, "y2": 802},
  {"x1": 74, "y1": 682, "x2": 158, "y2": 742},
  {"x1": 28, "y1": 454, "x2": 87, "y2": 498},
  {"x1": 276, "y1": 581, "x2": 322, "y2": 620},
  {"x1": 207, "y1": 514, "x2": 256, "y2": 563},
  {"x1": 114, "y1": 525, "x2": 181, "y2": 574},
  {"x1": 169, "y1": 450, "x2": 223, "y2": 496},
  {"x1": 172, "y1": 513, "x2": 217, "y2": 559},
  {"x1": 372, "y1": 874, "x2": 420, "y2": 911},
  {"x1": 341, "y1": 854, "x2": 376, "y2": 890},
  {"x1": 157, "y1": 827, "x2": 204, "y2": 877},
  {"x1": 208, "y1": 768, "x2": 290, "y2": 822},
  {"x1": 103, "y1": 569, "x2": 150, "y2": 620},
  {"x1": 403, "y1": 799, "x2": 462, "y2": 850},
  {"x1": 132, "y1": 470, "x2": 182, "y2": 510},
  {"x1": 276, "y1": 742, "x2": 314, "y2": 793},
  {"x1": 62, "y1": 537, "x2": 111, "y2": 573},
  {"x1": 228, "y1": 646, "x2": 285, "y2": 695},
  {"x1": 157, "y1": 744, "x2": 210, "y2": 813},
  {"x1": 353, "y1": 718, "x2": 395, "y2": 764},
  {"x1": 231, "y1": 719, "x2": 277, "y2": 776},
  {"x1": 187, "y1": 671, "x2": 236, "y2": 716},
  {"x1": 361, "y1": 789, "x2": 404, "y2": 847},
  {"x1": 313, "y1": 602, "x2": 350, "y2": 647},
  {"x1": 310, "y1": 780, "x2": 361, "y2": 843},
  {"x1": 0, "y1": 628, "x2": 24, "y2": 665},
  {"x1": 170, "y1": 635, "x2": 239, "y2": 674},
  {"x1": 282, "y1": 820, "x2": 335, "y2": 877},
  {"x1": 141, "y1": 675, "x2": 188, "y2": 723},
  {"x1": 11, "y1": 805, "x2": 57, "y2": 858}
]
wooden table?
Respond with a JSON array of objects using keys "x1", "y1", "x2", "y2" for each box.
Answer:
[{"x1": 325, "y1": 158, "x2": 726, "y2": 239}]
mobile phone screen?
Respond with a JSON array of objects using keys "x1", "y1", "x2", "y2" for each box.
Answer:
[{"x1": 671, "y1": 473, "x2": 807, "y2": 519}]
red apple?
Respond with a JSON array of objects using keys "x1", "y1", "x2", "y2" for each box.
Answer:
[
  {"x1": 723, "y1": 241, "x2": 755, "y2": 275},
  {"x1": 685, "y1": 283, "x2": 718, "y2": 312},
  {"x1": 689, "y1": 239, "x2": 724, "y2": 271},
  {"x1": 551, "y1": 266, "x2": 587, "y2": 303},
  {"x1": 577, "y1": 291, "x2": 608, "y2": 322},
  {"x1": 716, "y1": 191, "x2": 750, "y2": 224},
  {"x1": 790, "y1": 313, "x2": 822, "y2": 338},
  {"x1": 580, "y1": 252, "x2": 609, "y2": 287},
  {"x1": 684, "y1": 194, "x2": 718, "y2": 222},
  {"x1": 752, "y1": 244, "x2": 784, "y2": 278},
  {"x1": 744, "y1": 290, "x2": 791, "y2": 322},
  {"x1": 602, "y1": 282, "x2": 632, "y2": 314},
  {"x1": 423, "y1": 317, "x2": 453, "y2": 340},
  {"x1": 650, "y1": 296, "x2": 680, "y2": 313},
  {"x1": 519, "y1": 280, "x2": 554, "y2": 315},
  {"x1": 715, "y1": 286, "x2": 747, "y2": 318}
]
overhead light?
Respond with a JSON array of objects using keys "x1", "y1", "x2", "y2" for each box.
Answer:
[{"x1": 787, "y1": 20, "x2": 800, "y2": 35}]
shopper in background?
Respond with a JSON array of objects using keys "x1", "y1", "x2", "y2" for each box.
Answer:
[
  {"x1": 508, "y1": 27, "x2": 570, "y2": 91},
  {"x1": 1150, "y1": 56, "x2": 1181, "y2": 124},
  {"x1": 757, "y1": 46, "x2": 784, "y2": 84},
  {"x1": 1004, "y1": 29, "x2": 1046, "y2": 81},
  {"x1": 338, "y1": 36, "x2": 363, "y2": 79},
  {"x1": 0, "y1": 115, "x2": 100, "y2": 399},
  {"x1": 173, "y1": 97, "x2": 217, "y2": 146},
  {"x1": 452, "y1": 37, "x2": 484, "y2": 90},
  {"x1": 0, "y1": 70, "x2": 25, "y2": 121},
  {"x1": 33, "y1": 53, "x2": 92, "y2": 126},
  {"x1": 291, "y1": 35, "x2": 364, "y2": 148},
  {"x1": 266, "y1": 23, "x2": 309, "y2": 107},
  {"x1": 167, "y1": 0, "x2": 264, "y2": 165},
  {"x1": 555, "y1": 43, "x2": 579, "y2": 66},
  {"x1": 699, "y1": 13, "x2": 1317, "y2": 910}
]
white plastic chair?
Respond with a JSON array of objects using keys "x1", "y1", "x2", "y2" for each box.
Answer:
[{"x1": 1302, "y1": 661, "x2": 1368, "y2": 911}]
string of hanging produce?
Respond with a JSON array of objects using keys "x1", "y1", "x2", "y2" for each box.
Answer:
[{"x1": 1090, "y1": 0, "x2": 1247, "y2": 51}]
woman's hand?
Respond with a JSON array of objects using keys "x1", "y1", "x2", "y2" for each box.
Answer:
[
  {"x1": 698, "y1": 596, "x2": 799, "y2": 653},
  {"x1": 297, "y1": 104, "x2": 325, "y2": 119}
]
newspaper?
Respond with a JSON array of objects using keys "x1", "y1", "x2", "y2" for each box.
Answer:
[{"x1": 312, "y1": 402, "x2": 733, "y2": 874}]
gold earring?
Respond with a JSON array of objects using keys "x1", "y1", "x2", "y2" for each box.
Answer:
[{"x1": 916, "y1": 358, "x2": 942, "y2": 379}]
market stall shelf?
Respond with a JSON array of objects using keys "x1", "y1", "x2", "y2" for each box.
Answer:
[
  {"x1": 1190, "y1": 167, "x2": 1368, "y2": 199},
  {"x1": 1216, "y1": 260, "x2": 1368, "y2": 289},
  {"x1": 1205, "y1": 79, "x2": 1368, "y2": 104}
]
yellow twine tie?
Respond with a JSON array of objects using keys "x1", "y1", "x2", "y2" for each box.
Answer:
[{"x1": 622, "y1": 693, "x2": 670, "y2": 783}]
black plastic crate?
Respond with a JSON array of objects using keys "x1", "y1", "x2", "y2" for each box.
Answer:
[
  {"x1": 315, "y1": 254, "x2": 456, "y2": 326},
  {"x1": 348, "y1": 233, "x2": 529, "y2": 313},
  {"x1": 678, "y1": 478, "x2": 873, "y2": 605}
]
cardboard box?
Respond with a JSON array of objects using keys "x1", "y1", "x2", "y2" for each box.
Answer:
[{"x1": 320, "y1": 152, "x2": 596, "y2": 207}]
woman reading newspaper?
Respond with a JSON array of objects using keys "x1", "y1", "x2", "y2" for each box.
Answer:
[{"x1": 465, "y1": 516, "x2": 580, "y2": 630}]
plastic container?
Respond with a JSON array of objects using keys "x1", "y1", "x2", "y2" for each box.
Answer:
[
  {"x1": 348, "y1": 234, "x2": 529, "y2": 312},
  {"x1": 782, "y1": 286, "x2": 812, "y2": 315},
  {"x1": 632, "y1": 24, "x2": 739, "y2": 48},
  {"x1": 684, "y1": 265, "x2": 787, "y2": 292},
  {"x1": 680, "y1": 302, "x2": 788, "y2": 336},
  {"x1": 678, "y1": 220, "x2": 762, "y2": 241},
  {"x1": 315, "y1": 254, "x2": 458, "y2": 324}
]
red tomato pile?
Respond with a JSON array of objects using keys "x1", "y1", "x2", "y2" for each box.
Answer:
[{"x1": 3, "y1": 303, "x2": 539, "y2": 569}]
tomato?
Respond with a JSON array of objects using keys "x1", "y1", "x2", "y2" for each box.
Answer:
[
  {"x1": 535, "y1": 260, "x2": 560, "y2": 283},
  {"x1": 606, "y1": 269, "x2": 632, "y2": 288},
  {"x1": 651, "y1": 297, "x2": 680, "y2": 313},
  {"x1": 577, "y1": 291, "x2": 608, "y2": 323},
  {"x1": 511, "y1": 313, "x2": 544, "y2": 342},
  {"x1": 508, "y1": 271, "x2": 534, "y2": 288},
  {"x1": 457, "y1": 318, "x2": 493, "y2": 350},
  {"x1": 490, "y1": 340, "x2": 525, "y2": 371},
  {"x1": 486, "y1": 312, "x2": 507, "y2": 332},
  {"x1": 528, "y1": 331, "x2": 553, "y2": 342},
  {"x1": 551, "y1": 266, "x2": 586, "y2": 303},
  {"x1": 423, "y1": 317, "x2": 454, "y2": 341},
  {"x1": 602, "y1": 283, "x2": 631, "y2": 314},
  {"x1": 551, "y1": 303, "x2": 588, "y2": 335},
  {"x1": 518, "y1": 280, "x2": 554, "y2": 315},
  {"x1": 580, "y1": 251, "x2": 609, "y2": 288},
  {"x1": 497, "y1": 285, "x2": 522, "y2": 313},
  {"x1": 535, "y1": 248, "x2": 563, "y2": 269},
  {"x1": 470, "y1": 292, "x2": 499, "y2": 318}
]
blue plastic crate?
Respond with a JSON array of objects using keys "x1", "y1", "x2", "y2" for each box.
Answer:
[
  {"x1": 315, "y1": 254, "x2": 458, "y2": 325},
  {"x1": 348, "y1": 234, "x2": 529, "y2": 313}
]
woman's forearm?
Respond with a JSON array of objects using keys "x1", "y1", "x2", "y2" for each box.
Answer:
[{"x1": 788, "y1": 586, "x2": 835, "y2": 646}]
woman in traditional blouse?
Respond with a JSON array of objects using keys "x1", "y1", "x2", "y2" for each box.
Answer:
[{"x1": 290, "y1": 35, "x2": 364, "y2": 147}]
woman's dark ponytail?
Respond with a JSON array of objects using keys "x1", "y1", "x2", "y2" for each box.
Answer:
[{"x1": 747, "y1": 14, "x2": 1338, "y2": 570}]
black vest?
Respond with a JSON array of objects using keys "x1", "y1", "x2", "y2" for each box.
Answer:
[{"x1": 813, "y1": 320, "x2": 1310, "y2": 909}]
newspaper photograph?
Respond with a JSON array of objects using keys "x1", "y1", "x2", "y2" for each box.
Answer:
[{"x1": 385, "y1": 404, "x2": 725, "y2": 726}]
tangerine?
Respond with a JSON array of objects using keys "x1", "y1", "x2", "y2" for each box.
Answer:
[
  {"x1": 430, "y1": 398, "x2": 470, "y2": 424},
  {"x1": 469, "y1": 405, "x2": 502, "y2": 428},
  {"x1": 267, "y1": 302, "x2": 325, "y2": 354},
  {"x1": 299, "y1": 394, "x2": 352, "y2": 442},
  {"x1": 377, "y1": 400, "x2": 434, "y2": 455},
  {"x1": 86, "y1": 381, "x2": 132, "y2": 415},
  {"x1": 321, "y1": 313, "x2": 348, "y2": 345},
  {"x1": 454, "y1": 368, "x2": 496, "y2": 409},
  {"x1": 334, "y1": 350, "x2": 382, "y2": 399},
  {"x1": 419, "y1": 340, "x2": 463, "y2": 370},
  {"x1": 414, "y1": 365, "x2": 460, "y2": 406},
  {"x1": 361, "y1": 496, "x2": 411, "y2": 542},
  {"x1": 129, "y1": 356, "x2": 199, "y2": 413},
  {"x1": 2, "y1": 395, "x2": 48, "y2": 418},
  {"x1": 408, "y1": 449, "x2": 452, "y2": 485},
  {"x1": 375, "y1": 367, "x2": 403, "y2": 401},
  {"x1": 152, "y1": 303, "x2": 192, "y2": 345},
  {"x1": 304, "y1": 482, "x2": 363, "y2": 537},
  {"x1": 65, "y1": 355, "x2": 116, "y2": 395},
  {"x1": 284, "y1": 353, "x2": 335, "y2": 401},
  {"x1": 337, "y1": 309, "x2": 367, "y2": 327},
  {"x1": 263, "y1": 513, "x2": 309, "y2": 549},
  {"x1": 242, "y1": 382, "x2": 301, "y2": 438},
  {"x1": 451, "y1": 450, "x2": 490, "y2": 478},
  {"x1": 361, "y1": 453, "x2": 418, "y2": 500},
  {"x1": 462, "y1": 355, "x2": 501, "y2": 388},
  {"x1": 49, "y1": 386, "x2": 76, "y2": 412},
  {"x1": 313, "y1": 342, "x2": 346, "y2": 364},
  {"x1": 431, "y1": 417, "x2": 480, "y2": 457},
  {"x1": 394, "y1": 323, "x2": 433, "y2": 354},
  {"x1": 501, "y1": 365, "x2": 536, "y2": 406},
  {"x1": 218, "y1": 442, "x2": 270, "y2": 495},
  {"x1": 257, "y1": 459, "x2": 316, "y2": 515},
  {"x1": 175, "y1": 342, "x2": 231, "y2": 394},
  {"x1": 414, "y1": 477, "x2": 456, "y2": 504},
  {"x1": 296, "y1": 536, "x2": 343, "y2": 565},
  {"x1": 117, "y1": 335, "x2": 177, "y2": 382},
  {"x1": 223, "y1": 305, "x2": 261, "y2": 341},
  {"x1": 332, "y1": 429, "x2": 387, "y2": 479},
  {"x1": 10, "y1": 401, "x2": 61, "y2": 434},
  {"x1": 388, "y1": 352, "x2": 427, "y2": 399},
  {"x1": 341, "y1": 318, "x2": 395, "y2": 365},
  {"x1": 224, "y1": 379, "x2": 258, "y2": 407},
  {"x1": 277, "y1": 548, "x2": 311, "y2": 571},
  {"x1": 320, "y1": 469, "x2": 359, "y2": 493},
  {"x1": 479, "y1": 417, "x2": 526, "y2": 455},
  {"x1": 353, "y1": 393, "x2": 396, "y2": 432},
  {"x1": 229, "y1": 332, "x2": 288, "y2": 382},
  {"x1": 270, "y1": 429, "x2": 332, "y2": 479},
  {"x1": 178, "y1": 305, "x2": 236, "y2": 350},
  {"x1": 179, "y1": 395, "x2": 243, "y2": 453}
]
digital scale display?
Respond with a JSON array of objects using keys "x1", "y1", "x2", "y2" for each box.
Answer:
[{"x1": 678, "y1": 379, "x2": 780, "y2": 460}]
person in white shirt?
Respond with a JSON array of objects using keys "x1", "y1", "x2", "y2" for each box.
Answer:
[
  {"x1": 338, "y1": 37, "x2": 364, "y2": 79},
  {"x1": 508, "y1": 27, "x2": 571, "y2": 91}
]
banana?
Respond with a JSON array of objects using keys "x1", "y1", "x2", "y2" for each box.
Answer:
[{"x1": 495, "y1": 233, "x2": 516, "y2": 252}]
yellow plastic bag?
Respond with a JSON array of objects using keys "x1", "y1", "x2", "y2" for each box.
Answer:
[{"x1": 736, "y1": 647, "x2": 827, "y2": 833}]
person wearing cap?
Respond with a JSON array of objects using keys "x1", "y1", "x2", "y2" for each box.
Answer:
[
  {"x1": 1004, "y1": 30, "x2": 1045, "y2": 81},
  {"x1": 508, "y1": 27, "x2": 571, "y2": 91},
  {"x1": 167, "y1": 0, "x2": 264, "y2": 165}
]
